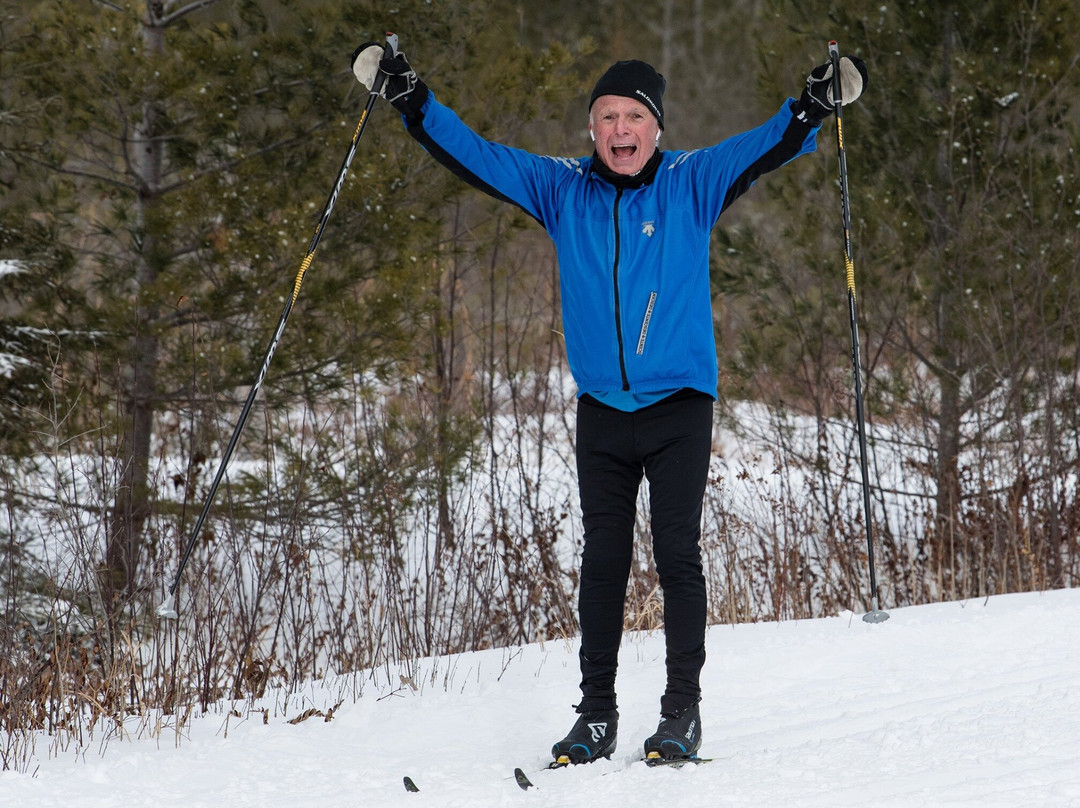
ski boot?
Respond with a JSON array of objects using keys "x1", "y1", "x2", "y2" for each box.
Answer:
[
  {"x1": 551, "y1": 708, "x2": 618, "y2": 765},
  {"x1": 643, "y1": 701, "x2": 701, "y2": 761}
]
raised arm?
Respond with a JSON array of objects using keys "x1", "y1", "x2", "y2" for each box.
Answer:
[{"x1": 351, "y1": 40, "x2": 572, "y2": 228}]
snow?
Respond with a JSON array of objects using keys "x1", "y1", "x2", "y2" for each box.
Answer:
[
  {"x1": 4, "y1": 589, "x2": 1080, "y2": 806},
  {"x1": 0, "y1": 259, "x2": 25, "y2": 277}
]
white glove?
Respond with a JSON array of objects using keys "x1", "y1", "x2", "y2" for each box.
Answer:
[
  {"x1": 813, "y1": 56, "x2": 868, "y2": 105},
  {"x1": 794, "y1": 55, "x2": 869, "y2": 125},
  {"x1": 351, "y1": 42, "x2": 384, "y2": 93}
]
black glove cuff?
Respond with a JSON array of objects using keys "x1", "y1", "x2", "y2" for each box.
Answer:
[
  {"x1": 390, "y1": 78, "x2": 429, "y2": 124},
  {"x1": 792, "y1": 88, "x2": 830, "y2": 127}
]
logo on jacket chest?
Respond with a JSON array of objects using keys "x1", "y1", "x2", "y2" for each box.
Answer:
[{"x1": 641, "y1": 220, "x2": 656, "y2": 237}]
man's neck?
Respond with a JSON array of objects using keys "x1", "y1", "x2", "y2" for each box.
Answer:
[{"x1": 591, "y1": 148, "x2": 662, "y2": 188}]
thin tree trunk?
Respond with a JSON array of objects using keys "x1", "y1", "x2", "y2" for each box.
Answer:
[
  {"x1": 934, "y1": 355, "x2": 962, "y2": 598},
  {"x1": 106, "y1": 9, "x2": 166, "y2": 609}
]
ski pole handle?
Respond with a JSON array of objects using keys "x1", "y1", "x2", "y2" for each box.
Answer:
[
  {"x1": 828, "y1": 41, "x2": 842, "y2": 104},
  {"x1": 365, "y1": 33, "x2": 400, "y2": 99}
]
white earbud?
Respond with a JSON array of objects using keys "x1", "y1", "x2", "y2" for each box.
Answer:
[
  {"x1": 590, "y1": 130, "x2": 596, "y2": 142},
  {"x1": 655, "y1": 132, "x2": 661, "y2": 144}
]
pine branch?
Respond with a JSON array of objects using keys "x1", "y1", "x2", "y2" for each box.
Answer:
[
  {"x1": 17, "y1": 152, "x2": 140, "y2": 195},
  {"x1": 158, "y1": 0, "x2": 224, "y2": 27},
  {"x1": 154, "y1": 125, "x2": 326, "y2": 196}
]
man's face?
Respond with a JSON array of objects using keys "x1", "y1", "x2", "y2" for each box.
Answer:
[{"x1": 589, "y1": 95, "x2": 661, "y2": 176}]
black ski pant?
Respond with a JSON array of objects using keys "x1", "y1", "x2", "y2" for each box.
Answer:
[{"x1": 574, "y1": 389, "x2": 712, "y2": 717}]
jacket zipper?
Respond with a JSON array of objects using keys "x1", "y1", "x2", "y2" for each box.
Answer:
[{"x1": 611, "y1": 188, "x2": 630, "y2": 391}]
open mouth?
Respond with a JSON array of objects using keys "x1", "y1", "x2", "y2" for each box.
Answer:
[{"x1": 611, "y1": 144, "x2": 637, "y2": 160}]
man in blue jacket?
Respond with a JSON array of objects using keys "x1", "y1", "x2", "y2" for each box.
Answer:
[{"x1": 353, "y1": 42, "x2": 867, "y2": 764}]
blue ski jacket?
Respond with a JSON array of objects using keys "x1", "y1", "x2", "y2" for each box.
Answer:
[{"x1": 401, "y1": 93, "x2": 820, "y2": 399}]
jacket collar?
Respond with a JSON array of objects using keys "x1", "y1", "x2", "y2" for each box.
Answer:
[{"x1": 590, "y1": 148, "x2": 662, "y2": 189}]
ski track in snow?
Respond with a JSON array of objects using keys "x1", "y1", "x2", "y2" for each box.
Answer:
[{"x1": 3, "y1": 589, "x2": 1080, "y2": 807}]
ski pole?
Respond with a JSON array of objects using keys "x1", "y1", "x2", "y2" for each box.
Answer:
[
  {"x1": 155, "y1": 33, "x2": 400, "y2": 619},
  {"x1": 828, "y1": 40, "x2": 889, "y2": 624}
]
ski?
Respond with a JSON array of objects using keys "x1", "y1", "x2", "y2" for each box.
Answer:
[
  {"x1": 514, "y1": 767, "x2": 535, "y2": 790},
  {"x1": 514, "y1": 759, "x2": 575, "y2": 791},
  {"x1": 643, "y1": 752, "x2": 713, "y2": 769},
  {"x1": 514, "y1": 753, "x2": 712, "y2": 790}
]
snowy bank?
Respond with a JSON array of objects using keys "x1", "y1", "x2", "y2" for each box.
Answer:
[{"x1": 3, "y1": 588, "x2": 1079, "y2": 807}]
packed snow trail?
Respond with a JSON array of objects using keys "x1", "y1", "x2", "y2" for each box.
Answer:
[{"x1": 4, "y1": 589, "x2": 1080, "y2": 807}]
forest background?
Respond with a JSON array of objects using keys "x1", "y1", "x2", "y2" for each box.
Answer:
[{"x1": 1, "y1": 0, "x2": 1079, "y2": 771}]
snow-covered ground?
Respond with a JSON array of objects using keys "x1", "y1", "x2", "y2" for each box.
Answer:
[{"x1": 3, "y1": 588, "x2": 1079, "y2": 807}]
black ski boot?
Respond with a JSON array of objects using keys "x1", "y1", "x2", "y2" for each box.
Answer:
[
  {"x1": 551, "y1": 708, "x2": 618, "y2": 765},
  {"x1": 643, "y1": 701, "x2": 702, "y2": 760}
]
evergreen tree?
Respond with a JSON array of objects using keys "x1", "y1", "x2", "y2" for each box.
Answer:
[
  {"x1": 0, "y1": 0, "x2": 592, "y2": 631},
  {"x1": 0, "y1": 0, "x2": 446, "y2": 610},
  {"x1": 737, "y1": 0, "x2": 1080, "y2": 600}
]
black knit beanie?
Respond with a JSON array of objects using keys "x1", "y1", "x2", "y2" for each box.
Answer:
[{"x1": 588, "y1": 60, "x2": 667, "y2": 129}]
